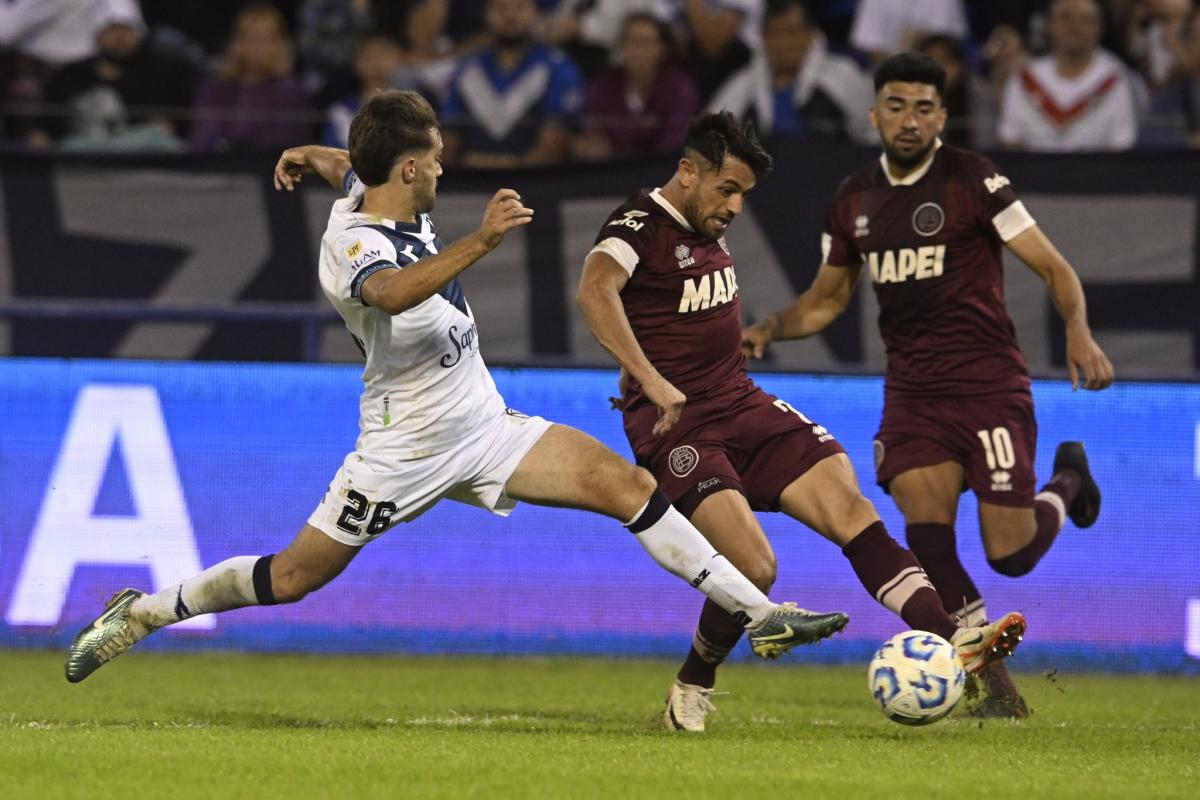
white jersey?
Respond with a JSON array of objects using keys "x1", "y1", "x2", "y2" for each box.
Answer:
[
  {"x1": 318, "y1": 172, "x2": 506, "y2": 457},
  {"x1": 997, "y1": 50, "x2": 1140, "y2": 152}
]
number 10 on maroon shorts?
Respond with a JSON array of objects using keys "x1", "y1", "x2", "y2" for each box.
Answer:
[
  {"x1": 623, "y1": 384, "x2": 847, "y2": 518},
  {"x1": 873, "y1": 391, "x2": 1039, "y2": 507}
]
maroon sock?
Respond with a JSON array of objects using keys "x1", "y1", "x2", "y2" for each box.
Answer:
[
  {"x1": 677, "y1": 599, "x2": 745, "y2": 689},
  {"x1": 842, "y1": 521, "x2": 957, "y2": 640},
  {"x1": 906, "y1": 523, "x2": 985, "y2": 624},
  {"x1": 989, "y1": 472, "x2": 1079, "y2": 577}
]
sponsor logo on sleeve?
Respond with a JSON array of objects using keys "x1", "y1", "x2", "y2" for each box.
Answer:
[
  {"x1": 984, "y1": 174, "x2": 1011, "y2": 194},
  {"x1": 855, "y1": 215, "x2": 870, "y2": 238},
  {"x1": 608, "y1": 210, "x2": 649, "y2": 231},
  {"x1": 345, "y1": 240, "x2": 364, "y2": 260},
  {"x1": 351, "y1": 249, "x2": 382, "y2": 269}
]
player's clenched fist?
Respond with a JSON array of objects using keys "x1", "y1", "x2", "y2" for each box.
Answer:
[{"x1": 479, "y1": 189, "x2": 534, "y2": 249}]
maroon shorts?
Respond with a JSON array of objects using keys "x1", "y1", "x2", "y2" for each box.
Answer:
[
  {"x1": 624, "y1": 383, "x2": 846, "y2": 517},
  {"x1": 874, "y1": 391, "x2": 1038, "y2": 507}
]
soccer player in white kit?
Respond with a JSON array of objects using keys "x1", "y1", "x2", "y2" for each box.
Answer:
[{"x1": 65, "y1": 91, "x2": 848, "y2": 686}]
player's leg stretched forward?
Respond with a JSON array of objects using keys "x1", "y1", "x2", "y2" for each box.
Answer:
[
  {"x1": 65, "y1": 425, "x2": 847, "y2": 683},
  {"x1": 500, "y1": 424, "x2": 847, "y2": 650},
  {"x1": 777, "y1": 453, "x2": 1026, "y2": 674},
  {"x1": 890, "y1": 461, "x2": 1027, "y2": 718}
]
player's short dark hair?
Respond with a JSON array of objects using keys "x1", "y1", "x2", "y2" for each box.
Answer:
[
  {"x1": 349, "y1": 90, "x2": 439, "y2": 186},
  {"x1": 873, "y1": 52, "x2": 946, "y2": 97},
  {"x1": 682, "y1": 112, "x2": 773, "y2": 179}
]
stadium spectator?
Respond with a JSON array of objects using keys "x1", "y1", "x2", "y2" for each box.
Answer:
[
  {"x1": 189, "y1": 5, "x2": 312, "y2": 152},
  {"x1": 1127, "y1": 0, "x2": 1200, "y2": 145},
  {"x1": 849, "y1": 0, "x2": 968, "y2": 62},
  {"x1": 27, "y1": 1, "x2": 197, "y2": 151},
  {"x1": 670, "y1": 0, "x2": 766, "y2": 103},
  {"x1": 323, "y1": 31, "x2": 438, "y2": 150},
  {"x1": 998, "y1": 0, "x2": 1143, "y2": 151},
  {"x1": 917, "y1": 34, "x2": 999, "y2": 149},
  {"x1": 441, "y1": 0, "x2": 584, "y2": 168},
  {"x1": 0, "y1": 0, "x2": 103, "y2": 68},
  {"x1": 574, "y1": 12, "x2": 698, "y2": 159},
  {"x1": 542, "y1": 0, "x2": 664, "y2": 77},
  {"x1": 547, "y1": 0, "x2": 767, "y2": 101},
  {"x1": 707, "y1": 0, "x2": 874, "y2": 142}
]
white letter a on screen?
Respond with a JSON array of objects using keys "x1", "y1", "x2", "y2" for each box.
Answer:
[{"x1": 6, "y1": 385, "x2": 212, "y2": 629}]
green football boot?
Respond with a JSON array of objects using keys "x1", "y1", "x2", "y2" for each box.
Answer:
[
  {"x1": 747, "y1": 602, "x2": 849, "y2": 659},
  {"x1": 64, "y1": 589, "x2": 149, "y2": 683}
]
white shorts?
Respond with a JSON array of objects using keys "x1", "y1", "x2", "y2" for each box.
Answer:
[{"x1": 308, "y1": 408, "x2": 553, "y2": 546}]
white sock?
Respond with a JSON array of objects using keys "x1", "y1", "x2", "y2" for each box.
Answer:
[
  {"x1": 132, "y1": 556, "x2": 263, "y2": 630},
  {"x1": 626, "y1": 492, "x2": 773, "y2": 627}
]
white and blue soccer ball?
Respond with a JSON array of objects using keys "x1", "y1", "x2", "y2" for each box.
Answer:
[{"x1": 867, "y1": 631, "x2": 967, "y2": 726}]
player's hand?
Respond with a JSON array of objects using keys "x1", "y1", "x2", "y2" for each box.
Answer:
[
  {"x1": 1065, "y1": 329, "x2": 1114, "y2": 391},
  {"x1": 479, "y1": 189, "x2": 534, "y2": 249},
  {"x1": 741, "y1": 322, "x2": 773, "y2": 359},
  {"x1": 643, "y1": 375, "x2": 686, "y2": 436},
  {"x1": 273, "y1": 146, "x2": 313, "y2": 191}
]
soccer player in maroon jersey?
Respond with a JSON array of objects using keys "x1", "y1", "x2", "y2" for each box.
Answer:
[
  {"x1": 577, "y1": 112, "x2": 1028, "y2": 733},
  {"x1": 742, "y1": 53, "x2": 1115, "y2": 718}
]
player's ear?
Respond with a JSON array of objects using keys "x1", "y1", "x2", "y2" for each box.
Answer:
[
  {"x1": 868, "y1": 105, "x2": 880, "y2": 131},
  {"x1": 678, "y1": 157, "x2": 696, "y2": 188},
  {"x1": 394, "y1": 156, "x2": 418, "y2": 186}
]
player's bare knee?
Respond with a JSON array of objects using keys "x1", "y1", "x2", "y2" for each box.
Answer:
[
  {"x1": 270, "y1": 563, "x2": 324, "y2": 604},
  {"x1": 628, "y1": 465, "x2": 658, "y2": 498},
  {"x1": 739, "y1": 551, "x2": 777, "y2": 592}
]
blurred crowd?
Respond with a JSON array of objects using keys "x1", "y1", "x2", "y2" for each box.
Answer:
[{"x1": 1, "y1": 0, "x2": 1198, "y2": 160}]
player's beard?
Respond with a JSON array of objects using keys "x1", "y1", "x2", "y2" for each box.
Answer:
[
  {"x1": 414, "y1": 182, "x2": 436, "y2": 215},
  {"x1": 682, "y1": 195, "x2": 720, "y2": 240},
  {"x1": 883, "y1": 135, "x2": 936, "y2": 170}
]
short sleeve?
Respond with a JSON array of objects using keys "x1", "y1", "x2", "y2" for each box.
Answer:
[
  {"x1": 332, "y1": 227, "x2": 403, "y2": 304},
  {"x1": 968, "y1": 155, "x2": 1036, "y2": 243},
  {"x1": 590, "y1": 201, "x2": 657, "y2": 275},
  {"x1": 822, "y1": 194, "x2": 861, "y2": 267}
]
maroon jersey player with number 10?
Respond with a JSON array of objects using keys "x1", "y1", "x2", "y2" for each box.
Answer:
[
  {"x1": 744, "y1": 53, "x2": 1114, "y2": 718},
  {"x1": 577, "y1": 112, "x2": 1028, "y2": 733}
]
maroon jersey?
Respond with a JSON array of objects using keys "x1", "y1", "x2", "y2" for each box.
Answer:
[
  {"x1": 592, "y1": 188, "x2": 750, "y2": 408},
  {"x1": 824, "y1": 143, "x2": 1035, "y2": 398}
]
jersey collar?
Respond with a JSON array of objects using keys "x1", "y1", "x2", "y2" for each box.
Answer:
[
  {"x1": 650, "y1": 187, "x2": 694, "y2": 231},
  {"x1": 880, "y1": 138, "x2": 943, "y2": 186}
]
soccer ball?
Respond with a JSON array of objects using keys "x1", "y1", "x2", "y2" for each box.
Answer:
[{"x1": 867, "y1": 631, "x2": 966, "y2": 726}]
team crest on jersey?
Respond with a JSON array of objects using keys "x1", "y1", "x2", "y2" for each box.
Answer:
[
  {"x1": 669, "y1": 445, "x2": 699, "y2": 478},
  {"x1": 912, "y1": 203, "x2": 945, "y2": 237},
  {"x1": 855, "y1": 215, "x2": 870, "y2": 238},
  {"x1": 675, "y1": 244, "x2": 695, "y2": 268},
  {"x1": 717, "y1": 236, "x2": 730, "y2": 254}
]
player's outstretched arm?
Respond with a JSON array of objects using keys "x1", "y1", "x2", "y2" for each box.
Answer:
[
  {"x1": 1007, "y1": 225, "x2": 1114, "y2": 391},
  {"x1": 361, "y1": 189, "x2": 533, "y2": 315},
  {"x1": 741, "y1": 262, "x2": 861, "y2": 358},
  {"x1": 273, "y1": 146, "x2": 352, "y2": 192},
  {"x1": 577, "y1": 251, "x2": 685, "y2": 435}
]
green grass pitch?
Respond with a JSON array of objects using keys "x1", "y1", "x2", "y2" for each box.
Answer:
[{"x1": 1, "y1": 650, "x2": 1196, "y2": 799}]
